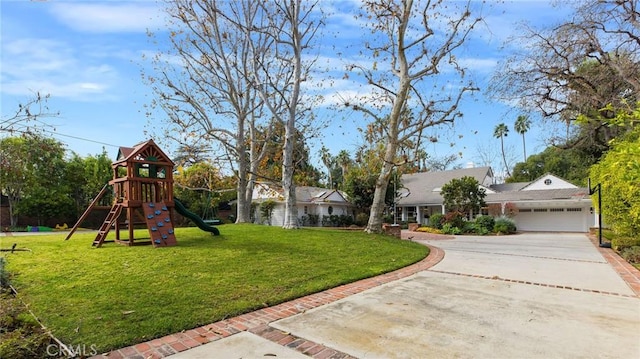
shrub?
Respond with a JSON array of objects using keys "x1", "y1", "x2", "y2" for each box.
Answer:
[
  {"x1": 355, "y1": 213, "x2": 369, "y2": 227},
  {"x1": 415, "y1": 226, "x2": 442, "y2": 234},
  {"x1": 338, "y1": 215, "x2": 354, "y2": 227},
  {"x1": 443, "y1": 211, "x2": 465, "y2": 229},
  {"x1": 472, "y1": 224, "x2": 490, "y2": 236},
  {"x1": 621, "y1": 246, "x2": 640, "y2": 264},
  {"x1": 429, "y1": 214, "x2": 444, "y2": 229},
  {"x1": 307, "y1": 214, "x2": 319, "y2": 226},
  {"x1": 475, "y1": 215, "x2": 495, "y2": 232},
  {"x1": 0, "y1": 289, "x2": 52, "y2": 359},
  {"x1": 462, "y1": 221, "x2": 476, "y2": 234},
  {"x1": 441, "y1": 223, "x2": 461, "y2": 235},
  {"x1": 611, "y1": 235, "x2": 640, "y2": 252},
  {"x1": 494, "y1": 217, "x2": 516, "y2": 234}
]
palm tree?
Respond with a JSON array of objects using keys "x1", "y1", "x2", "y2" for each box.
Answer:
[
  {"x1": 514, "y1": 115, "x2": 531, "y2": 161},
  {"x1": 493, "y1": 123, "x2": 511, "y2": 177},
  {"x1": 335, "y1": 150, "x2": 351, "y2": 186},
  {"x1": 319, "y1": 146, "x2": 333, "y2": 188}
]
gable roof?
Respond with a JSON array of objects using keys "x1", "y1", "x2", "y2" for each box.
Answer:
[
  {"x1": 520, "y1": 173, "x2": 577, "y2": 191},
  {"x1": 398, "y1": 168, "x2": 590, "y2": 206},
  {"x1": 113, "y1": 139, "x2": 174, "y2": 166},
  {"x1": 398, "y1": 166, "x2": 493, "y2": 205},
  {"x1": 253, "y1": 183, "x2": 352, "y2": 205},
  {"x1": 487, "y1": 188, "x2": 590, "y2": 203}
]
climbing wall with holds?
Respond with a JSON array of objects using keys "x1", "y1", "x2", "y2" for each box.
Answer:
[{"x1": 142, "y1": 202, "x2": 177, "y2": 247}]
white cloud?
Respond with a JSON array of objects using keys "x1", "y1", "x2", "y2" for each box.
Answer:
[
  {"x1": 49, "y1": 2, "x2": 165, "y2": 33},
  {"x1": 1, "y1": 38, "x2": 119, "y2": 101}
]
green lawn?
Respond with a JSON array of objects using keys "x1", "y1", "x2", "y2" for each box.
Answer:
[{"x1": 2, "y1": 224, "x2": 427, "y2": 352}]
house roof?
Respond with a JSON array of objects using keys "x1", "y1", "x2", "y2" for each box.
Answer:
[
  {"x1": 486, "y1": 188, "x2": 590, "y2": 203},
  {"x1": 397, "y1": 166, "x2": 493, "y2": 205},
  {"x1": 113, "y1": 139, "x2": 174, "y2": 166},
  {"x1": 253, "y1": 183, "x2": 352, "y2": 205},
  {"x1": 489, "y1": 182, "x2": 529, "y2": 192},
  {"x1": 398, "y1": 170, "x2": 590, "y2": 206}
]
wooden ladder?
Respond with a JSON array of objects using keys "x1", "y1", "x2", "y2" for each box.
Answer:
[
  {"x1": 65, "y1": 183, "x2": 110, "y2": 241},
  {"x1": 92, "y1": 204, "x2": 123, "y2": 247}
]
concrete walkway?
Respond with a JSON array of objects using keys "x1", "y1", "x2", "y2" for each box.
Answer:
[{"x1": 95, "y1": 232, "x2": 640, "y2": 359}]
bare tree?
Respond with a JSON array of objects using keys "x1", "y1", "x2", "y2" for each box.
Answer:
[
  {"x1": 249, "y1": 0, "x2": 323, "y2": 229},
  {"x1": 1, "y1": 92, "x2": 59, "y2": 136},
  {"x1": 146, "y1": 0, "x2": 274, "y2": 223},
  {"x1": 490, "y1": 0, "x2": 639, "y2": 150},
  {"x1": 346, "y1": 0, "x2": 480, "y2": 233}
]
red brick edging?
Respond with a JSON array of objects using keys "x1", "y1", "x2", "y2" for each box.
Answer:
[
  {"x1": 92, "y1": 245, "x2": 444, "y2": 359},
  {"x1": 588, "y1": 234, "x2": 640, "y2": 296}
]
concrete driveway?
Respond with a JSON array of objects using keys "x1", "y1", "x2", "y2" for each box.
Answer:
[
  {"x1": 101, "y1": 233, "x2": 640, "y2": 359},
  {"x1": 269, "y1": 233, "x2": 639, "y2": 358}
]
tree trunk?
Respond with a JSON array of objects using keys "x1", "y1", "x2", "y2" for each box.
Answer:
[
  {"x1": 282, "y1": 115, "x2": 298, "y2": 228},
  {"x1": 235, "y1": 115, "x2": 252, "y2": 223},
  {"x1": 8, "y1": 193, "x2": 19, "y2": 227},
  {"x1": 500, "y1": 137, "x2": 510, "y2": 177},
  {"x1": 365, "y1": 159, "x2": 395, "y2": 233},
  {"x1": 281, "y1": 0, "x2": 301, "y2": 229},
  {"x1": 235, "y1": 167, "x2": 251, "y2": 223},
  {"x1": 365, "y1": 76, "x2": 409, "y2": 233},
  {"x1": 522, "y1": 134, "x2": 527, "y2": 161}
]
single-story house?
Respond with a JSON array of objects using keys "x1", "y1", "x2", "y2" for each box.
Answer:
[
  {"x1": 252, "y1": 183, "x2": 354, "y2": 226},
  {"x1": 397, "y1": 167, "x2": 595, "y2": 232}
]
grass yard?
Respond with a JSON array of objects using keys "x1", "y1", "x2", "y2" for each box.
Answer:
[{"x1": 2, "y1": 224, "x2": 427, "y2": 352}]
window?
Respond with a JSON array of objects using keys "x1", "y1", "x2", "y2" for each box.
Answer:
[
  {"x1": 304, "y1": 206, "x2": 308, "y2": 214},
  {"x1": 519, "y1": 209, "x2": 532, "y2": 213},
  {"x1": 544, "y1": 179, "x2": 552, "y2": 185},
  {"x1": 549, "y1": 208, "x2": 564, "y2": 212},
  {"x1": 533, "y1": 208, "x2": 548, "y2": 212},
  {"x1": 566, "y1": 208, "x2": 582, "y2": 212}
]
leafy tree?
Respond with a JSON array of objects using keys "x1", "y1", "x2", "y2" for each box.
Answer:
[
  {"x1": 508, "y1": 146, "x2": 594, "y2": 186},
  {"x1": 174, "y1": 162, "x2": 233, "y2": 221},
  {"x1": 255, "y1": 121, "x2": 322, "y2": 187},
  {"x1": 514, "y1": 115, "x2": 531, "y2": 161},
  {"x1": 318, "y1": 148, "x2": 352, "y2": 189},
  {"x1": 0, "y1": 137, "x2": 31, "y2": 226},
  {"x1": 346, "y1": 0, "x2": 480, "y2": 233},
  {"x1": 343, "y1": 146, "x2": 396, "y2": 213},
  {"x1": 493, "y1": 123, "x2": 510, "y2": 177},
  {"x1": 590, "y1": 104, "x2": 640, "y2": 237},
  {"x1": 0, "y1": 135, "x2": 73, "y2": 226},
  {"x1": 259, "y1": 199, "x2": 277, "y2": 226},
  {"x1": 441, "y1": 176, "x2": 486, "y2": 215}
]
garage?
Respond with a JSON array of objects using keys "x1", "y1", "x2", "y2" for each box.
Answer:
[
  {"x1": 514, "y1": 206, "x2": 593, "y2": 232},
  {"x1": 398, "y1": 170, "x2": 596, "y2": 233}
]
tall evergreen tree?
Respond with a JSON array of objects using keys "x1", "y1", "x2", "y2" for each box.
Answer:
[
  {"x1": 493, "y1": 123, "x2": 511, "y2": 177},
  {"x1": 514, "y1": 115, "x2": 531, "y2": 161}
]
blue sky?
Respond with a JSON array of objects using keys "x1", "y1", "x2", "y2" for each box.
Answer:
[{"x1": 1, "y1": 0, "x2": 573, "y2": 176}]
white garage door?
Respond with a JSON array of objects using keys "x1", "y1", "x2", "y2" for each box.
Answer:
[{"x1": 515, "y1": 207, "x2": 589, "y2": 232}]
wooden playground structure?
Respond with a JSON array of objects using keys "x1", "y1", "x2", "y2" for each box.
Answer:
[{"x1": 66, "y1": 139, "x2": 178, "y2": 247}]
